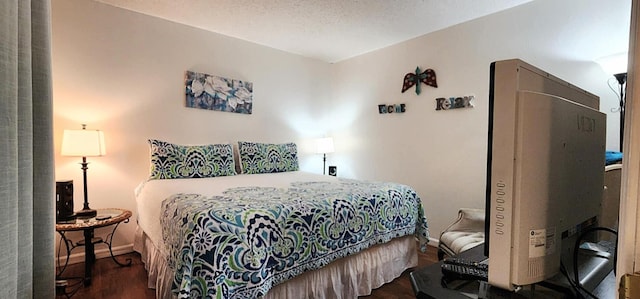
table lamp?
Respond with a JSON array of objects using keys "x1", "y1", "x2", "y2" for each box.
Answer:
[
  {"x1": 316, "y1": 137, "x2": 334, "y2": 175},
  {"x1": 61, "y1": 124, "x2": 106, "y2": 218}
]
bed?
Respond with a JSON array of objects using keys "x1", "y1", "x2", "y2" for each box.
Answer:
[{"x1": 133, "y1": 140, "x2": 429, "y2": 298}]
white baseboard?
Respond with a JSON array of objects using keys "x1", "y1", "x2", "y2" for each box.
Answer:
[
  {"x1": 56, "y1": 243, "x2": 134, "y2": 266},
  {"x1": 428, "y1": 237, "x2": 439, "y2": 247}
]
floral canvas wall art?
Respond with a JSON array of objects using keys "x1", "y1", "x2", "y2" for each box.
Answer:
[{"x1": 185, "y1": 71, "x2": 253, "y2": 114}]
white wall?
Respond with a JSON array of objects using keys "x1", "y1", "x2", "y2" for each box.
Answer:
[
  {"x1": 51, "y1": 0, "x2": 332, "y2": 255},
  {"x1": 329, "y1": 0, "x2": 631, "y2": 240}
]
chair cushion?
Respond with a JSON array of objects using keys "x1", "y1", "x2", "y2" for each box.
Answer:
[{"x1": 439, "y1": 231, "x2": 485, "y2": 255}]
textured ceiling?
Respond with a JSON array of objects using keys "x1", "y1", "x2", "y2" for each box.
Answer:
[{"x1": 93, "y1": 0, "x2": 533, "y2": 62}]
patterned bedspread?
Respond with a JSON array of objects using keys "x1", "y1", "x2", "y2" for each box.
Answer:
[{"x1": 161, "y1": 179, "x2": 429, "y2": 298}]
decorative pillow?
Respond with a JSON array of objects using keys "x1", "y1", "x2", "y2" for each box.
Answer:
[
  {"x1": 148, "y1": 139, "x2": 236, "y2": 179},
  {"x1": 237, "y1": 141, "x2": 299, "y2": 174}
]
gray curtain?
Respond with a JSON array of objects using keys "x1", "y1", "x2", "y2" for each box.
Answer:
[{"x1": 0, "y1": 0, "x2": 55, "y2": 297}]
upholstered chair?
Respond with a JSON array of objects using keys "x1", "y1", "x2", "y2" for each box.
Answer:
[{"x1": 437, "y1": 208, "x2": 485, "y2": 260}]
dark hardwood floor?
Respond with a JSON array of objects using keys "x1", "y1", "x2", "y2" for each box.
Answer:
[
  {"x1": 55, "y1": 253, "x2": 155, "y2": 299},
  {"x1": 55, "y1": 244, "x2": 439, "y2": 299},
  {"x1": 359, "y1": 245, "x2": 439, "y2": 299}
]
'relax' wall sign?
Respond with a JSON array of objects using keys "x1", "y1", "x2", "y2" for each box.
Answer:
[{"x1": 435, "y1": 95, "x2": 474, "y2": 111}]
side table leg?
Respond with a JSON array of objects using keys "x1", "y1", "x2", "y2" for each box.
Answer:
[
  {"x1": 84, "y1": 228, "x2": 95, "y2": 286},
  {"x1": 105, "y1": 220, "x2": 132, "y2": 267},
  {"x1": 56, "y1": 231, "x2": 74, "y2": 278}
]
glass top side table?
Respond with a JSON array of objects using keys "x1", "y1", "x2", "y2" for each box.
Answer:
[{"x1": 56, "y1": 208, "x2": 133, "y2": 288}]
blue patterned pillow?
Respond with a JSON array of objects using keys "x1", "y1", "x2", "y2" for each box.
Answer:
[
  {"x1": 238, "y1": 141, "x2": 299, "y2": 174},
  {"x1": 148, "y1": 139, "x2": 236, "y2": 179}
]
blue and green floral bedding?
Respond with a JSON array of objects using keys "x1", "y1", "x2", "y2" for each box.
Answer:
[{"x1": 161, "y1": 179, "x2": 429, "y2": 299}]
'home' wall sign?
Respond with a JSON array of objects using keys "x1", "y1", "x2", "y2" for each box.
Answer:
[{"x1": 378, "y1": 104, "x2": 406, "y2": 114}]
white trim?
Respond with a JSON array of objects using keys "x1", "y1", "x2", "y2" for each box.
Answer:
[{"x1": 56, "y1": 243, "x2": 134, "y2": 266}]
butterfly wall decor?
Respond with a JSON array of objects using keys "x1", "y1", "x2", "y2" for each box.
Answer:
[{"x1": 401, "y1": 66, "x2": 437, "y2": 95}]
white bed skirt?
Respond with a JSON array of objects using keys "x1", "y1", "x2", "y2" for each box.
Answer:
[{"x1": 134, "y1": 226, "x2": 418, "y2": 299}]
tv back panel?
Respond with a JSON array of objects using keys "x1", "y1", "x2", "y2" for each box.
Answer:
[{"x1": 486, "y1": 59, "x2": 605, "y2": 290}]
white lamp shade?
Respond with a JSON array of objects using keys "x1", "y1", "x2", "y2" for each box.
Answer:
[
  {"x1": 61, "y1": 129, "x2": 106, "y2": 157},
  {"x1": 596, "y1": 52, "x2": 628, "y2": 75},
  {"x1": 316, "y1": 137, "x2": 335, "y2": 154}
]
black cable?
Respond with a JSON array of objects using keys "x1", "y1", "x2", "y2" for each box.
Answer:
[
  {"x1": 559, "y1": 261, "x2": 584, "y2": 299},
  {"x1": 570, "y1": 226, "x2": 618, "y2": 299},
  {"x1": 612, "y1": 72, "x2": 626, "y2": 152},
  {"x1": 56, "y1": 276, "x2": 84, "y2": 298}
]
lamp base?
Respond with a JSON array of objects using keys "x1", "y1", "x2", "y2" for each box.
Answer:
[{"x1": 75, "y1": 208, "x2": 97, "y2": 218}]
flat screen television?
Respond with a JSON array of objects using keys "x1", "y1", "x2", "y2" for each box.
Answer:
[{"x1": 485, "y1": 59, "x2": 606, "y2": 291}]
